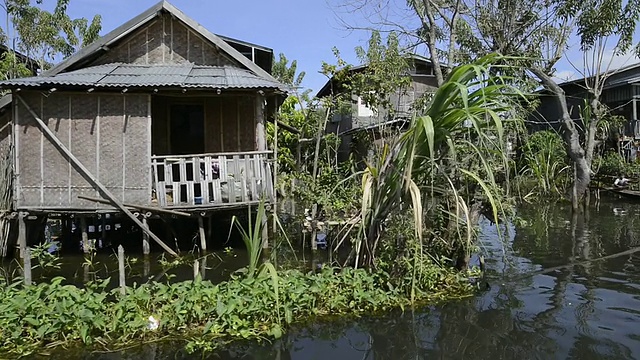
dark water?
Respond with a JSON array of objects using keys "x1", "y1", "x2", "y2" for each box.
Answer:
[{"x1": 32, "y1": 195, "x2": 640, "y2": 358}]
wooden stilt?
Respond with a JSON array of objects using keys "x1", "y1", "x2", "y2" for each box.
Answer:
[
  {"x1": 142, "y1": 217, "x2": 150, "y2": 255},
  {"x1": 143, "y1": 255, "x2": 151, "y2": 279},
  {"x1": 311, "y1": 204, "x2": 318, "y2": 251},
  {"x1": 193, "y1": 259, "x2": 200, "y2": 280},
  {"x1": 261, "y1": 209, "x2": 269, "y2": 249},
  {"x1": 118, "y1": 245, "x2": 126, "y2": 295},
  {"x1": 23, "y1": 247, "x2": 32, "y2": 286},
  {"x1": 80, "y1": 217, "x2": 90, "y2": 253},
  {"x1": 17, "y1": 95, "x2": 178, "y2": 257},
  {"x1": 198, "y1": 215, "x2": 207, "y2": 252},
  {"x1": 17, "y1": 213, "x2": 26, "y2": 259},
  {"x1": 200, "y1": 255, "x2": 207, "y2": 279},
  {"x1": 100, "y1": 216, "x2": 107, "y2": 248}
]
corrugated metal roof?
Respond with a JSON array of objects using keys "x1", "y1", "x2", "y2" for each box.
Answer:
[{"x1": 0, "y1": 63, "x2": 287, "y2": 91}]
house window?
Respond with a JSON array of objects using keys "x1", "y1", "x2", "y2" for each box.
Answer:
[{"x1": 357, "y1": 96, "x2": 375, "y2": 117}]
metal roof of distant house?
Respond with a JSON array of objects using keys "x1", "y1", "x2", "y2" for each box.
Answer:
[
  {"x1": 551, "y1": 62, "x2": 640, "y2": 91},
  {"x1": 0, "y1": 63, "x2": 287, "y2": 91},
  {"x1": 315, "y1": 54, "x2": 443, "y2": 98},
  {"x1": 41, "y1": 1, "x2": 281, "y2": 87}
]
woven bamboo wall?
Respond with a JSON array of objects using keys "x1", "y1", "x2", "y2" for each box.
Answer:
[
  {"x1": 14, "y1": 91, "x2": 151, "y2": 211},
  {"x1": 91, "y1": 13, "x2": 238, "y2": 67},
  {"x1": 152, "y1": 95, "x2": 256, "y2": 155},
  {"x1": 0, "y1": 110, "x2": 11, "y2": 161}
]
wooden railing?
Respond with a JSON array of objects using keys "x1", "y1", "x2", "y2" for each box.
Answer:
[{"x1": 151, "y1": 151, "x2": 273, "y2": 208}]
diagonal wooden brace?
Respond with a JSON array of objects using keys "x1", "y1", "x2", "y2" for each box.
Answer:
[{"x1": 16, "y1": 94, "x2": 178, "y2": 257}]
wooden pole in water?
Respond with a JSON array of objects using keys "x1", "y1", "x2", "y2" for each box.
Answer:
[
  {"x1": 198, "y1": 215, "x2": 207, "y2": 252},
  {"x1": 193, "y1": 259, "x2": 200, "y2": 280},
  {"x1": 142, "y1": 217, "x2": 150, "y2": 255},
  {"x1": 80, "y1": 217, "x2": 90, "y2": 253},
  {"x1": 118, "y1": 245, "x2": 126, "y2": 295},
  {"x1": 17, "y1": 95, "x2": 178, "y2": 257},
  {"x1": 17, "y1": 212, "x2": 26, "y2": 259},
  {"x1": 23, "y1": 247, "x2": 31, "y2": 286}
]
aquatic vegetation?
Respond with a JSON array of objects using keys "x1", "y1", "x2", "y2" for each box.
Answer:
[{"x1": 0, "y1": 261, "x2": 474, "y2": 358}]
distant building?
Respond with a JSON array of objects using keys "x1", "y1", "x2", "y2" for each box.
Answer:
[
  {"x1": 530, "y1": 63, "x2": 640, "y2": 142},
  {"x1": 316, "y1": 55, "x2": 440, "y2": 162}
]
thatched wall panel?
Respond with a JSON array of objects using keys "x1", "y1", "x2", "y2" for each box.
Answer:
[
  {"x1": 69, "y1": 95, "x2": 99, "y2": 209},
  {"x1": 0, "y1": 111, "x2": 11, "y2": 161},
  {"x1": 204, "y1": 97, "x2": 222, "y2": 153},
  {"x1": 239, "y1": 96, "x2": 256, "y2": 151},
  {"x1": 99, "y1": 95, "x2": 125, "y2": 189},
  {"x1": 170, "y1": 18, "x2": 189, "y2": 64},
  {"x1": 41, "y1": 94, "x2": 70, "y2": 207},
  {"x1": 124, "y1": 95, "x2": 150, "y2": 204},
  {"x1": 88, "y1": 13, "x2": 240, "y2": 67},
  {"x1": 188, "y1": 32, "x2": 204, "y2": 64},
  {"x1": 129, "y1": 27, "x2": 148, "y2": 64},
  {"x1": 15, "y1": 94, "x2": 41, "y2": 192},
  {"x1": 147, "y1": 19, "x2": 165, "y2": 64}
]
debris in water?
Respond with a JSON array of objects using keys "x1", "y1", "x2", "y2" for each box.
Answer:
[{"x1": 147, "y1": 315, "x2": 159, "y2": 330}]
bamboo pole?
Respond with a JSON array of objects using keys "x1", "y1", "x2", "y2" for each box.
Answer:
[
  {"x1": 17, "y1": 212, "x2": 26, "y2": 259},
  {"x1": 23, "y1": 247, "x2": 31, "y2": 286},
  {"x1": 142, "y1": 217, "x2": 150, "y2": 255},
  {"x1": 77, "y1": 195, "x2": 191, "y2": 217},
  {"x1": 193, "y1": 259, "x2": 200, "y2": 280},
  {"x1": 80, "y1": 217, "x2": 90, "y2": 253},
  {"x1": 118, "y1": 245, "x2": 126, "y2": 295},
  {"x1": 197, "y1": 215, "x2": 207, "y2": 252},
  {"x1": 17, "y1": 95, "x2": 178, "y2": 257}
]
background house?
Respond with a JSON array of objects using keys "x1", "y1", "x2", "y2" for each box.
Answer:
[
  {"x1": 316, "y1": 55, "x2": 440, "y2": 162},
  {"x1": 530, "y1": 63, "x2": 640, "y2": 147}
]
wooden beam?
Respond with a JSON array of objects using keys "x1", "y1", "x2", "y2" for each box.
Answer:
[
  {"x1": 198, "y1": 215, "x2": 207, "y2": 252},
  {"x1": 17, "y1": 95, "x2": 179, "y2": 257},
  {"x1": 77, "y1": 195, "x2": 191, "y2": 217}
]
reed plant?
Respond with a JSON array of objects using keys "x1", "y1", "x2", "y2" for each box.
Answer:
[{"x1": 345, "y1": 54, "x2": 522, "y2": 270}]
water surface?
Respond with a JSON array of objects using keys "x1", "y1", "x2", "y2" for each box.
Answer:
[{"x1": 37, "y1": 195, "x2": 640, "y2": 359}]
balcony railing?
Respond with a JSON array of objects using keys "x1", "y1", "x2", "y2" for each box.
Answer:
[{"x1": 151, "y1": 151, "x2": 273, "y2": 208}]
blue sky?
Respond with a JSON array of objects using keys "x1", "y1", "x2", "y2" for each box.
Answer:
[{"x1": 20, "y1": 0, "x2": 640, "y2": 91}]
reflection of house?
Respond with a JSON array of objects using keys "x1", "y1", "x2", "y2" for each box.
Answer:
[
  {"x1": 530, "y1": 63, "x2": 640, "y2": 141},
  {"x1": 316, "y1": 55, "x2": 440, "y2": 162},
  {"x1": 0, "y1": 1, "x2": 287, "y2": 256}
]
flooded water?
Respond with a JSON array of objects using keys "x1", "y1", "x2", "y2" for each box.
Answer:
[{"x1": 24, "y1": 195, "x2": 640, "y2": 358}]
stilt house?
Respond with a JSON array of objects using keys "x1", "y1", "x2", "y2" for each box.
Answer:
[{"x1": 0, "y1": 1, "x2": 287, "y2": 256}]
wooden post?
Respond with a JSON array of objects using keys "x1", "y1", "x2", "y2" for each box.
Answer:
[
  {"x1": 198, "y1": 215, "x2": 207, "y2": 252},
  {"x1": 273, "y1": 105, "x2": 278, "y2": 236},
  {"x1": 142, "y1": 217, "x2": 150, "y2": 255},
  {"x1": 80, "y1": 217, "x2": 90, "y2": 253},
  {"x1": 118, "y1": 245, "x2": 126, "y2": 295},
  {"x1": 255, "y1": 93, "x2": 266, "y2": 151},
  {"x1": 200, "y1": 255, "x2": 207, "y2": 279},
  {"x1": 17, "y1": 95, "x2": 178, "y2": 257},
  {"x1": 193, "y1": 259, "x2": 200, "y2": 280},
  {"x1": 143, "y1": 255, "x2": 151, "y2": 279},
  {"x1": 101, "y1": 215, "x2": 107, "y2": 248},
  {"x1": 23, "y1": 247, "x2": 32, "y2": 286},
  {"x1": 311, "y1": 204, "x2": 318, "y2": 251},
  {"x1": 18, "y1": 212, "x2": 27, "y2": 259},
  {"x1": 261, "y1": 208, "x2": 269, "y2": 249}
]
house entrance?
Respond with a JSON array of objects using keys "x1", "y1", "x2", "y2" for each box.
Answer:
[{"x1": 170, "y1": 104, "x2": 205, "y2": 155}]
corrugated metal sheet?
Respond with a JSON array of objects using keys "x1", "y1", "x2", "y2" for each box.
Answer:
[{"x1": 0, "y1": 63, "x2": 287, "y2": 91}]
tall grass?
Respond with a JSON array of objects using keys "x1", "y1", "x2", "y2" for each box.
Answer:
[{"x1": 349, "y1": 54, "x2": 523, "y2": 268}]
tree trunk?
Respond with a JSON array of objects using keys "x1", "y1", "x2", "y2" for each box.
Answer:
[{"x1": 531, "y1": 68, "x2": 591, "y2": 209}]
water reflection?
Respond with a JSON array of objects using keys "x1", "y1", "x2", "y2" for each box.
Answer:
[{"x1": 44, "y1": 195, "x2": 640, "y2": 359}]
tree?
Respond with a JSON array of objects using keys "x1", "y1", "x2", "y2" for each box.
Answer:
[
  {"x1": 0, "y1": 0, "x2": 102, "y2": 75},
  {"x1": 332, "y1": 0, "x2": 640, "y2": 209}
]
